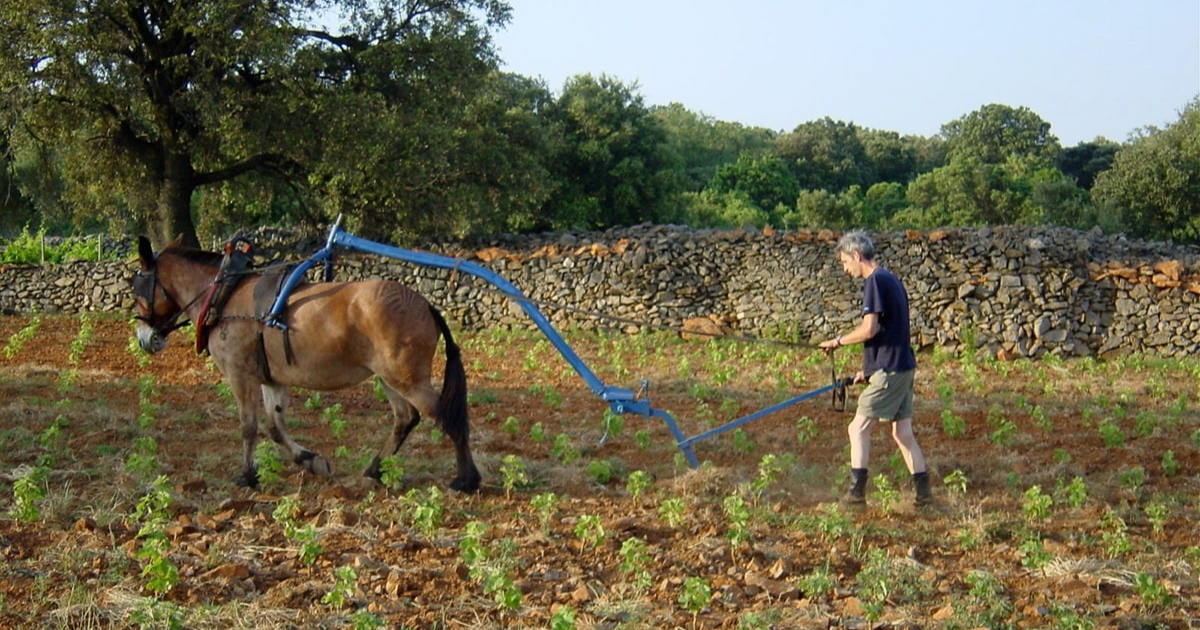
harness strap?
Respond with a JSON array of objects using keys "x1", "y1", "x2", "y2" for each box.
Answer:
[{"x1": 195, "y1": 283, "x2": 221, "y2": 355}]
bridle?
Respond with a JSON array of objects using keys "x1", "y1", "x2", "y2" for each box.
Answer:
[{"x1": 131, "y1": 265, "x2": 195, "y2": 340}]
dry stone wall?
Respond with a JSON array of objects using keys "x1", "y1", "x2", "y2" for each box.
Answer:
[{"x1": 3, "y1": 225, "x2": 1199, "y2": 359}]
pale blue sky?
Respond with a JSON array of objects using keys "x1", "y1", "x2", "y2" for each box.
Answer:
[{"x1": 492, "y1": 1, "x2": 1200, "y2": 146}]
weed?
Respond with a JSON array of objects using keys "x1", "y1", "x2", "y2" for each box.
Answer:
[
  {"x1": 1144, "y1": 502, "x2": 1169, "y2": 536},
  {"x1": 321, "y1": 566, "x2": 358, "y2": 610},
  {"x1": 723, "y1": 493, "x2": 751, "y2": 550},
  {"x1": 1022, "y1": 485, "x2": 1053, "y2": 520},
  {"x1": 530, "y1": 492, "x2": 558, "y2": 534},
  {"x1": 797, "y1": 562, "x2": 836, "y2": 599},
  {"x1": 626, "y1": 470, "x2": 652, "y2": 501},
  {"x1": 659, "y1": 497, "x2": 686, "y2": 529},
  {"x1": 404, "y1": 486, "x2": 445, "y2": 537},
  {"x1": 1161, "y1": 450, "x2": 1179, "y2": 477},
  {"x1": 872, "y1": 473, "x2": 899, "y2": 513},
  {"x1": 575, "y1": 514, "x2": 605, "y2": 550},
  {"x1": 1097, "y1": 418, "x2": 1125, "y2": 448},
  {"x1": 1132, "y1": 572, "x2": 1172, "y2": 607},
  {"x1": 9, "y1": 463, "x2": 49, "y2": 522},
  {"x1": 3, "y1": 313, "x2": 41, "y2": 359},
  {"x1": 253, "y1": 441, "x2": 283, "y2": 488},
  {"x1": 499, "y1": 454, "x2": 529, "y2": 499},
  {"x1": 550, "y1": 605, "x2": 577, "y2": 630},
  {"x1": 551, "y1": 433, "x2": 580, "y2": 463},
  {"x1": 795, "y1": 415, "x2": 817, "y2": 445},
  {"x1": 133, "y1": 476, "x2": 179, "y2": 596},
  {"x1": 322, "y1": 403, "x2": 347, "y2": 439},
  {"x1": 619, "y1": 536, "x2": 654, "y2": 593},
  {"x1": 959, "y1": 569, "x2": 1015, "y2": 628},
  {"x1": 678, "y1": 576, "x2": 712, "y2": 616},
  {"x1": 731, "y1": 428, "x2": 754, "y2": 454},
  {"x1": 942, "y1": 409, "x2": 966, "y2": 438},
  {"x1": 854, "y1": 547, "x2": 930, "y2": 621},
  {"x1": 1099, "y1": 509, "x2": 1132, "y2": 558},
  {"x1": 586, "y1": 458, "x2": 613, "y2": 484},
  {"x1": 1018, "y1": 534, "x2": 1052, "y2": 570},
  {"x1": 943, "y1": 469, "x2": 968, "y2": 498},
  {"x1": 1057, "y1": 476, "x2": 1088, "y2": 508},
  {"x1": 379, "y1": 454, "x2": 405, "y2": 492}
]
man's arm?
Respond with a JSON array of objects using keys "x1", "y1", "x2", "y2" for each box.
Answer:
[{"x1": 819, "y1": 312, "x2": 880, "y2": 350}]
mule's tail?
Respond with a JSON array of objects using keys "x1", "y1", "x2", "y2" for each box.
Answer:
[{"x1": 429, "y1": 305, "x2": 469, "y2": 441}]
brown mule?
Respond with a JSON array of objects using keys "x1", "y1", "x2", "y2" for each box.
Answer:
[{"x1": 131, "y1": 236, "x2": 481, "y2": 493}]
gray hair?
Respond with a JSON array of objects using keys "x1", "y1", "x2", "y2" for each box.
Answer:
[{"x1": 834, "y1": 230, "x2": 875, "y2": 260}]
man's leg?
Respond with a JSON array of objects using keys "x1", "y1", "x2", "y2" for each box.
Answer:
[
  {"x1": 890, "y1": 418, "x2": 925, "y2": 473},
  {"x1": 891, "y1": 418, "x2": 932, "y2": 505},
  {"x1": 844, "y1": 414, "x2": 875, "y2": 504}
]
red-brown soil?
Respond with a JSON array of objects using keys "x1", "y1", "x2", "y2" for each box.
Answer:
[{"x1": 0, "y1": 314, "x2": 1197, "y2": 629}]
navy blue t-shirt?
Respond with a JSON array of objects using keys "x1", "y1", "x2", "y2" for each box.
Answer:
[{"x1": 861, "y1": 267, "x2": 917, "y2": 376}]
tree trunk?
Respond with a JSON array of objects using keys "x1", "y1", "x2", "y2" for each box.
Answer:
[{"x1": 150, "y1": 153, "x2": 200, "y2": 250}]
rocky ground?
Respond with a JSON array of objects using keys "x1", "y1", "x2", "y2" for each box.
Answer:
[{"x1": 0, "y1": 314, "x2": 1197, "y2": 629}]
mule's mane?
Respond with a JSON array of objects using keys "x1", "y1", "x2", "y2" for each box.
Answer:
[{"x1": 160, "y1": 245, "x2": 223, "y2": 268}]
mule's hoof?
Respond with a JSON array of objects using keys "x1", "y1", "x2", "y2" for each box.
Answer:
[
  {"x1": 362, "y1": 459, "x2": 383, "y2": 482},
  {"x1": 296, "y1": 451, "x2": 333, "y2": 477},
  {"x1": 449, "y1": 471, "x2": 481, "y2": 494},
  {"x1": 233, "y1": 469, "x2": 259, "y2": 489}
]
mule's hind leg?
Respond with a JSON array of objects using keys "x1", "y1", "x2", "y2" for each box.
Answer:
[
  {"x1": 231, "y1": 377, "x2": 262, "y2": 488},
  {"x1": 402, "y1": 382, "x2": 480, "y2": 493},
  {"x1": 363, "y1": 382, "x2": 421, "y2": 482},
  {"x1": 261, "y1": 384, "x2": 333, "y2": 478}
]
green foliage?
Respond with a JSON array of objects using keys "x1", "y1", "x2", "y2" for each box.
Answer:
[
  {"x1": 1133, "y1": 572, "x2": 1172, "y2": 607},
  {"x1": 254, "y1": 441, "x2": 284, "y2": 488},
  {"x1": 499, "y1": 454, "x2": 529, "y2": 499},
  {"x1": 0, "y1": 227, "x2": 110, "y2": 264},
  {"x1": 404, "y1": 486, "x2": 445, "y2": 537},
  {"x1": 1022, "y1": 485, "x2": 1053, "y2": 520},
  {"x1": 3, "y1": 314, "x2": 41, "y2": 359},
  {"x1": 1093, "y1": 98, "x2": 1200, "y2": 242},
  {"x1": 134, "y1": 476, "x2": 179, "y2": 597},
  {"x1": 550, "y1": 434, "x2": 580, "y2": 463},
  {"x1": 574, "y1": 514, "x2": 605, "y2": 549},
  {"x1": 943, "y1": 469, "x2": 969, "y2": 498},
  {"x1": 626, "y1": 470, "x2": 653, "y2": 501},
  {"x1": 321, "y1": 566, "x2": 358, "y2": 610},
  {"x1": 677, "y1": 576, "x2": 712, "y2": 614},
  {"x1": 658, "y1": 497, "x2": 686, "y2": 529},
  {"x1": 618, "y1": 537, "x2": 653, "y2": 593},
  {"x1": 540, "y1": 73, "x2": 685, "y2": 231},
  {"x1": 854, "y1": 548, "x2": 931, "y2": 621},
  {"x1": 530, "y1": 492, "x2": 558, "y2": 534},
  {"x1": 722, "y1": 493, "x2": 751, "y2": 549},
  {"x1": 9, "y1": 463, "x2": 49, "y2": 523},
  {"x1": 379, "y1": 455, "x2": 406, "y2": 492}
]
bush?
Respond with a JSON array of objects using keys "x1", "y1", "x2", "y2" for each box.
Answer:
[{"x1": 1, "y1": 226, "x2": 114, "y2": 264}]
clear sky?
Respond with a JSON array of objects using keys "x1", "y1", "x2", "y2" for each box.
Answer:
[{"x1": 491, "y1": 0, "x2": 1200, "y2": 146}]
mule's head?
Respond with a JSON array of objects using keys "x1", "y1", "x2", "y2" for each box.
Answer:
[{"x1": 130, "y1": 236, "x2": 185, "y2": 354}]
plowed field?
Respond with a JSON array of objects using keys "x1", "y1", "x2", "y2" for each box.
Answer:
[{"x1": 0, "y1": 314, "x2": 1197, "y2": 629}]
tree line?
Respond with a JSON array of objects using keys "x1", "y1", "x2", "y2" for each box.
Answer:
[{"x1": 1, "y1": 0, "x2": 1198, "y2": 249}]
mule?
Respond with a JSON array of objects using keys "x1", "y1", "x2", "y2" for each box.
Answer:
[{"x1": 130, "y1": 236, "x2": 481, "y2": 493}]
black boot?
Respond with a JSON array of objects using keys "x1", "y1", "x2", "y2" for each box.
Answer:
[
  {"x1": 842, "y1": 468, "x2": 868, "y2": 506},
  {"x1": 913, "y1": 471, "x2": 932, "y2": 506}
]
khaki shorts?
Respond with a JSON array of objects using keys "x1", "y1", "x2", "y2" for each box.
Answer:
[{"x1": 856, "y1": 369, "x2": 915, "y2": 421}]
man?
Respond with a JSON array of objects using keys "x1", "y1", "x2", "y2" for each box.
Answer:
[{"x1": 818, "y1": 230, "x2": 931, "y2": 507}]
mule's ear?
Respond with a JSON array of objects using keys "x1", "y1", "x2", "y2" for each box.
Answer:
[
  {"x1": 168, "y1": 234, "x2": 184, "y2": 249},
  {"x1": 138, "y1": 236, "x2": 155, "y2": 270}
]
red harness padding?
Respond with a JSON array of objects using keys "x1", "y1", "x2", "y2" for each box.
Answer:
[{"x1": 195, "y1": 238, "x2": 253, "y2": 355}]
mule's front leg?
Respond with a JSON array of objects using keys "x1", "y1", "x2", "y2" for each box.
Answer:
[
  {"x1": 232, "y1": 381, "x2": 261, "y2": 488},
  {"x1": 262, "y1": 385, "x2": 333, "y2": 478}
]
